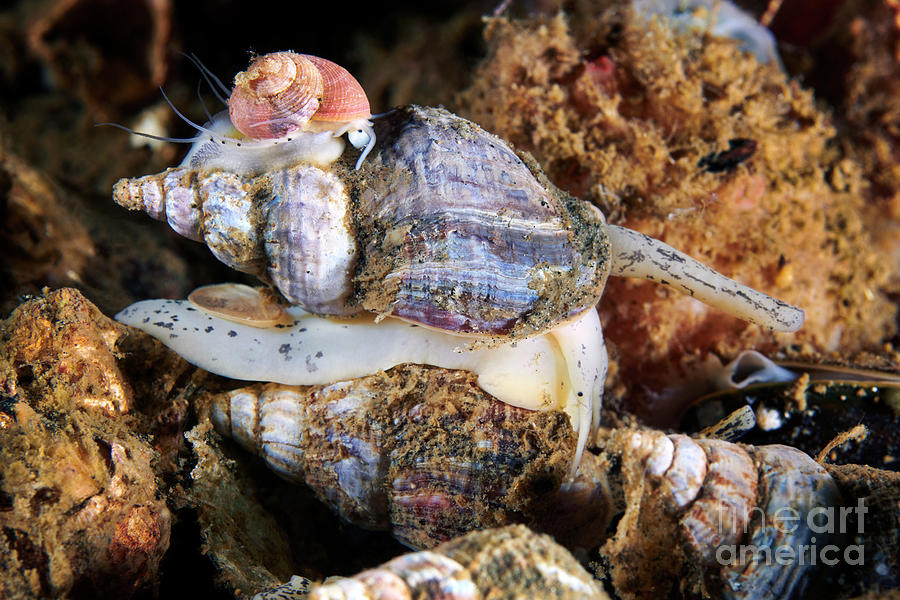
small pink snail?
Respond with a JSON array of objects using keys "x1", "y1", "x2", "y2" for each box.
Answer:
[
  {"x1": 104, "y1": 51, "x2": 377, "y2": 173},
  {"x1": 226, "y1": 52, "x2": 376, "y2": 169}
]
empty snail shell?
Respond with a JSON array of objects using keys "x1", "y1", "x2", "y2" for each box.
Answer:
[
  {"x1": 302, "y1": 525, "x2": 610, "y2": 600},
  {"x1": 613, "y1": 429, "x2": 843, "y2": 600}
]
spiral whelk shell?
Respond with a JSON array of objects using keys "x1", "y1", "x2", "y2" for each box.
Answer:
[
  {"x1": 194, "y1": 366, "x2": 612, "y2": 550},
  {"x1": 115, "y1": 106, "x2": 612, "y2": 336},
  {"x1": 612, "y1": 429, "x2": 843, "y2": 599},
  {"x1": 252, "y1": 526, "x2": 609, "y2": 600}
]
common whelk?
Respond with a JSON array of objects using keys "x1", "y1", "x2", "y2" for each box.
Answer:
[{"x1": 113, "y1": 52, "x2": 804, "y2": 474}]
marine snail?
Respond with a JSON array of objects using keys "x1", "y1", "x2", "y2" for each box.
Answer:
[
  {"x1": 179, "y1": 51, "x2": 376, "y2": 172},
  {"x1": 194, "y1": 369, "x2": 841, "y2": 600},
  {"x1": 113, "y1": 52, "x2": 804, "y2": 473}
]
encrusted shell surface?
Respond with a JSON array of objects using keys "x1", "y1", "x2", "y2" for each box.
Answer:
[
  {"x1": 229, "y1": 52, "x2": 325, "y2": 140},
  {"x1": 352, "y1": 107, "x2": 610, "y2": 337},
  {"x1": 113, "y1": 105, "x2": 611, "y2": 339},
  {"x1": 202, "y1": 366, "x2": 612, "y2": 550},
  {"x1": 607, "y1": 429, "x2": 843, "y2": 599},
  {"x1": 719, "y1": 445, "x2": 843, "y2": 599},
  {"x1": 304, "y1": 525, "x2": 610, "y2": 600}
]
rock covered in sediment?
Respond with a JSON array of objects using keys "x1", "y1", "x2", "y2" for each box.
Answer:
[
  {"x1": 0, "y1": 289, "x2": 171, "y2": 598},
  {"x1": 458, "y1": 10, "x2": 897, "y2": 422}
]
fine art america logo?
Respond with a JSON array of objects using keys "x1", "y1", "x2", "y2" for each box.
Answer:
[{"x1": 715, "y1": 498, "x2": 867, "y2": 567}]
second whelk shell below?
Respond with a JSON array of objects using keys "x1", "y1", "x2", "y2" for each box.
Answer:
[
  {"x1": 200, "y1": 365, "x2": 843, "y2": 600},
  {"x1": 197, "y1": 365, "x2": 612, "y2": 550}
]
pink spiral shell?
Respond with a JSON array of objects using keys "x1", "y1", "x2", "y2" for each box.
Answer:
[
  {"x1": 228, "y1": 52, "x2": 370, "y2": 140},
  {"x1": 228, "y1": 52, "x2": 324, "y2": 139}
]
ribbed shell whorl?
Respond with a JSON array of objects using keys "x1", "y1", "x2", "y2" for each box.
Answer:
[
  {"x1": 353, "y1": 106, "x2": 610, "y2": 338},
  {"x1": 112, "y1": 164, "x2": 358, "y2": 316}
]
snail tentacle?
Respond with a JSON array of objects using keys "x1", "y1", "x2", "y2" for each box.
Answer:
[{"x1": 181, "y1": 51, "x2": 231, "y2": 104}]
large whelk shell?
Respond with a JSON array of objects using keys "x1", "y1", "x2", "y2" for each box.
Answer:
[
  {"x1": 114, "y1": 105, "x2": 611, "y2": 339},
  {"x1": 301, "y1": 54, "x2": 371, "y2": 123},
  {"x1": 197, "y1": 374, "x2": 843, "y2": 598},
  {"x1": 228, "y1": 52, "x2": 324, "y2": 139},
  {"x1": 353, "y1": 106, "x2": 610, "y2": 338},
  {"x1": 198, "y1": 366, "x2": 612, "y2": 550}
]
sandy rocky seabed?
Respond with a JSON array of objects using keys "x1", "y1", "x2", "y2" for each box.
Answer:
[{"x1": 1, "y1": 0, "x2": 899, "y2": 598}]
